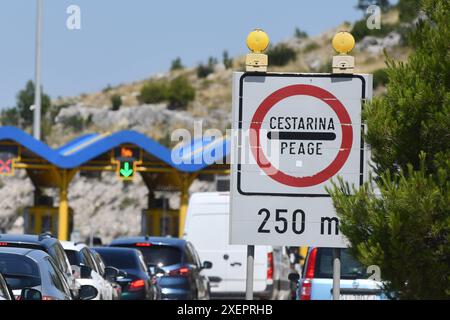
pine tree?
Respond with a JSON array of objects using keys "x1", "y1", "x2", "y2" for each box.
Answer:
[{"x1": 329, "y1": 0, "x2": 450, "y2": 299}]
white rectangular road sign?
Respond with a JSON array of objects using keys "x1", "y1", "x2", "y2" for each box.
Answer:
[{"x1": 230, "y1": 72, "x2": 373, "y2": 248}]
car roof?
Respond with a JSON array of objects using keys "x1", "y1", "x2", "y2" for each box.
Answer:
[
  {"x1": 60, "y1": 241, "x2": 87, "y2": 251},
  {"x1": 0, "y1": 233, "x2": 58, "y2": 247},
  {"x1": 110, "y1": 236, "x2": 186, "y2": 249},
  {"x1": 92, "y1": 246, "x2": 140, "y2": 255},
  {"x1": 0, "y1": 246, "x2": 49, "y2": 261}
]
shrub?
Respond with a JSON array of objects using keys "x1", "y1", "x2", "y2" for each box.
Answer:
[
  {"x1": 397, "y1": 0, "x2": 421, "y2": 22},
  {"x1": 223, "y1": 50, "x2": 233, "y2": 69},
  {"x1": 102, "y1": 84, "x2": 112, "y2": 93},
  {"x1": 110, "y1": 94, "x2": 122, "y2": 111},
  {"x1": 267, "y1": 44, "x2": 297, "y2": 66},
  {"x1": 294, "y1": 27, "x2": 308, "y2": 39},
  {"x1": 0, "y1": 107, "x2": 19, "y2": 126},
  {"x1": 138, "y1": 80, "x2": 170, "y2": 104},
  {"x1": 170, "y1": 57, "x2": 184, "y2": 71},
  {"x1": 197, "y1": 56, "x2": 217, "y2": 78},
  {"x1": 167, "y1": 76, "x2": 195, "y2": 110}
]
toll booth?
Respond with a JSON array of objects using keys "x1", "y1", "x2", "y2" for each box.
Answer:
[
  {"x1": 141, "y1": 198, "x2": 179, "y2": 237},
  {"x1": 23, "y1": 206, "x2": 74, "y2": 237},
  {"x1": 0, "y1": 127, "x2": 230, "y2": 240}
]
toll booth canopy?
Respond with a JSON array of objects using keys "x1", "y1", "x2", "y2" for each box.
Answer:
[{"x1": 0, "y1": 126, "x2": 230, "y2": 240}]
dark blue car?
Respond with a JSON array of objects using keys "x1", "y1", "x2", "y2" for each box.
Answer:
[
  {"x1": 92, "y1": 247, "x2": 161, "y2": 300},
  {"x1": 110, "y1": 237, "x2": 212, "y2": 300}
]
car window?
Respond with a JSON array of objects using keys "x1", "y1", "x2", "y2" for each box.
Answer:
[
  {"x1": 136, "y1": 252, "x2": 148, "y2": 272},
  {"x1": 94, "y1": 250, "x2": 139, "y2": 270},
  {"x1": 48, "y1": 243, "x2": 70, "y2": 274},
  {"x1": 64, "y1": 249, "x2": 81, "y2": 266},
  {"x1": 80, "y1": 248, "x2": 97, "y2": 272},
  {"x1": 189, "y1": 244, "x2": 203, "y2": 268},
  {"x1": 0, "y1": 275, "x2": 11, "y2": 300},
  {"x1": 183, "y1": 245, "x2": 196, "y2": 266},
  {"x1": 92, "y1": 251, "x2": 105, "y2": 276},
  {"x1": 113, "y1": 244, "x2": 182, "y2": 267},
  {"x1": 315, "y1": 248, "x2": 367, "y2": 279},
  {"x1": 45, "y1": 257, "x2": 71, "y2": 296},
  {"x1": 0, "y1": 253, "x2": 41, "y2": 290}
]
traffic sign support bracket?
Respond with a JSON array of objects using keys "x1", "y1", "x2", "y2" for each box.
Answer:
[
  {"x1": 332, "y1": 248, "x2": 341, "y2": 300},
  {"x1": 245, "y1": 245, "x2": 255, "y2": 300}
]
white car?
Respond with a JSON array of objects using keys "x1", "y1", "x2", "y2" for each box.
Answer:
[
  {"x1": 61, "y1": 241, "x2": 115, "y2": 300},
  {"x1": 183, "y1": 192, "x2": 292, "y2": 300}
]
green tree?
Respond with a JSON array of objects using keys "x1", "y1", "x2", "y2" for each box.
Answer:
[
  {"x1": 356, "y1": 0, "x2": 390, "y2": 12},
  {"x1": 170, "y1": 57, "x2": 184, "y2": 71},
  {"x1": 16, "y1": 80, "x2": 51, "y2": 127},
  {"x1": 197, "y1": 56, "x2": 218, "y2": 78},
  {"x1": 397, "y1": 0, "x2": 421, "y2": 22},
  {"x1": 167, "y1": 76, "x2": 195, "y2": 110},
  {"x1": 110, "y1": 94, "x2": 122, "y2": 111},
  {"x1": 294, "y1": 27, "x2": 308, "y2": 39},
  {"x1": 267, "y1": 44, "x2": 297, "y2": 67},
  {"x1": 0, "y1": 107, "x2": 19, "y2": 126},
  {"x1": 223, "y1": 50, "x2": 233, "y2": 69},
  {"x1": 329, "y1": 0, "x2": 450, "y2": 299}
]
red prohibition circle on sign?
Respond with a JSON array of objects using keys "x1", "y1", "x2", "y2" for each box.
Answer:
[{"x1": 249, "y1": 84, "x2": 353, "y2": 188}]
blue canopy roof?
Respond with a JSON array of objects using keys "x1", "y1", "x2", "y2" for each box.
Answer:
[{"x1": 0, "y1": 126, "x2": 230, "y2": 172}]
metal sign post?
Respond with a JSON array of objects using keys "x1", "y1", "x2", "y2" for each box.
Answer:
[
  {"x1": 332, "y1": 248, "x2": 341, "y2": 300},
  {"x1": 245, "y1": 245, "x2": 255, "y2": 300}
]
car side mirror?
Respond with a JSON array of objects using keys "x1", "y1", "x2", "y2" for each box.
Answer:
[
  {"x1": 20, "y1": 288, "x2": 42, "y2": 300},
  {"x1": 104, "y1": 266, "x2": 119, "y2": 281},
  {"x1": 71, "y1": 265, "x2": 81, "y2": 279},
  {"x1": 78, "y1": 285, "x2": 98, "y2": 300},
  {"x1": 288, "y1": 272, "x2": 300, "y2": 282},
  {"x1": 80, "y1": 265, "x2": 92, "y2": 279},
  {"x1": 202, "y1": 261, "x2": 213, "y2": 269}
]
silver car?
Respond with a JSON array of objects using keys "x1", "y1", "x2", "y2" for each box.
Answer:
[
  {"x1": 0, "y1": 247, "x2": 97, "y2": 300},
  {"x1": 0, "y1": 273, "x2": 13, "y2": 300}
]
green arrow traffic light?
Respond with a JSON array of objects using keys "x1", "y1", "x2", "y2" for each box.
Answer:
[{"x1": 119, "y1": 161, "x2": 134, "y2": 179}]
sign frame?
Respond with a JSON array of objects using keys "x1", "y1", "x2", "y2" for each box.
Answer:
[{"x1": 236, "y1": 72, "x2": 367, "y2": 198}]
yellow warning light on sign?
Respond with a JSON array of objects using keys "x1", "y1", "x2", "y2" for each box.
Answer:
[
  {"x1": 246, "y1": 29, "x2": 270, "y2": 53},
  {"x1": 332, "y1": 31, "x2": 355, "y2": 55}
]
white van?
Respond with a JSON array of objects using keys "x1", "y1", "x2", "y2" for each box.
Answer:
[{"x1": 183, "y1": 192, "x2": 292, "y2": 300}]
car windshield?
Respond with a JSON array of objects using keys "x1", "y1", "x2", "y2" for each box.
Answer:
[
  {"x1": 95, "y1": 250, "x2": 138, "y2": 270},
  {"x1": 314, "y1": 248, "x2": 367, "y2": 280},
  {"x1": 0, "y1": 254, "x2": 41, "y2": 290},
  {"x1": 112, "y1": 244, "x2": 182, "y2": 267},
  {"x1": 133, "y1": 245, "x2": 181, "y2": 267},
  {"x1": 64, "y1": 250, "x2": 81, "y2": 266}
]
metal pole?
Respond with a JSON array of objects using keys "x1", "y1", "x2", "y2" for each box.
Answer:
[
  {"x1": 332, "y1": 248, "x2": 341, "y2": 300},
  {"x1": 33, "y1": 0, "x2": 43, "y2": 140},
  {"x1": 245, "y1": 245, "x2": 255, "y2": 300}
]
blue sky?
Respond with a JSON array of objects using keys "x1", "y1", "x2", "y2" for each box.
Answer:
[{"x1": 0, "y1": 0, "x2": 370, "y2": 109}]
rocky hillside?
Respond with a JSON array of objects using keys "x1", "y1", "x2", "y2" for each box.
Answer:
[{"x1": 0, "y1": 9, "x2": 412, "y2": 241}]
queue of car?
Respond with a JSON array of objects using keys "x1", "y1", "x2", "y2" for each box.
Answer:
[
  {"x1": 0, "y1": 232, "x2": 214, "y2": 300},
  {"x1": 0, "y1": 191, "x2": 385, "y2": 301}
]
